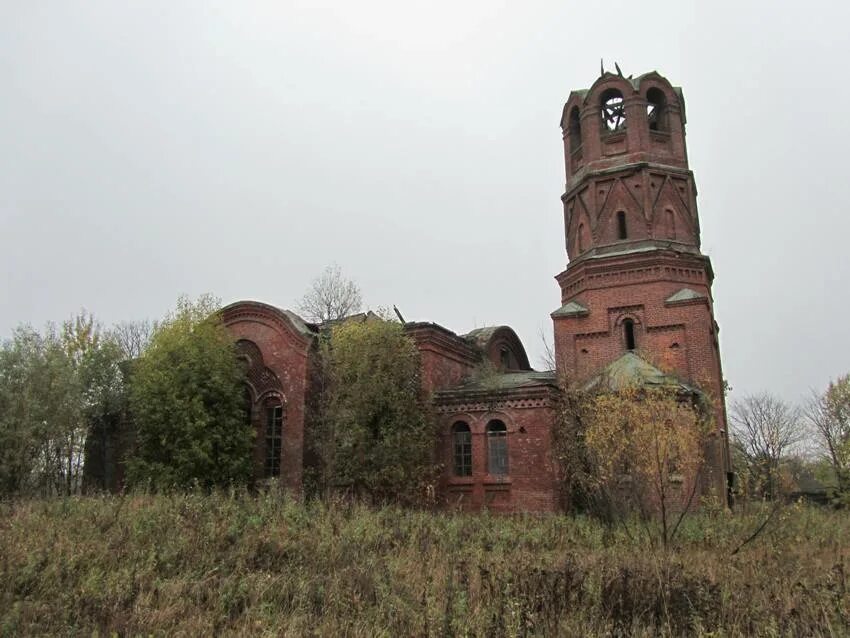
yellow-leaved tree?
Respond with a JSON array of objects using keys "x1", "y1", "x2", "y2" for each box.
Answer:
[{"x1": 559, "y1": 383, "x2": 712, "y2": 548}]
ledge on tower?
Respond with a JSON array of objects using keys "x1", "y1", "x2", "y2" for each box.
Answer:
[
  {"x1": 551, "y1": 300, "x2": 589, "y2": 318},
  {"x1": 665, "y1": 288, "x2": 707, "y2": 306}
]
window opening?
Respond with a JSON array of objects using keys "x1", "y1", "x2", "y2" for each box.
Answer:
[
  {"x1": 578, "y1": 223, "x2": 585, "y2": 253},
  {"x1": 499, "y1": 346, "x2": 511, "y2": 370},
  {"x1": 452, "y1": 422, "x2": 472, "y2": 477},
  {"x1": 624, "y1": 319, "x2": 636, "y2": 351},
  {"x1": 646, "y1": 88, "x2": 667, "y2": 132},
  {"x1": 264, "y1": 404, "x2": 283, "y2": 478},
  {"x1": 486, "y1": 420, "x2": 509, "y2": 475},
  {"x1": 617, "y1": 211, "x2": 628, "y2": 240},
  {"x1": 600, "y1": 89, "x2": 626, "y2": 132},
  {"x1": 568, "y1": 106, "x2": 582, "y2": 150}
]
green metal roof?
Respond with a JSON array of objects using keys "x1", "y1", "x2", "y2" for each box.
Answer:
[
  {"x1": 551, "y1": 300, "x2": 589, "y2": 318},
  {"x1": 582, "y1": 352, "x2": 695, "y2": 393},
  {"x1": 454, "y1": 370, "x2": 557, "y2": 392},
  {"x1": 665, "y1": 288, "x2": 706, "y2": 304}
]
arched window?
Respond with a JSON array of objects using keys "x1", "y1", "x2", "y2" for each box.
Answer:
[
  {"x1": 499, "y1": 346, "x2": 511, "y2": 370},
  {"x1": 578, "y1": 223, "x2": 585, "y2": 253},
  {"x1": 646, "y1": 88, "x2": 667, "y2": 132},
  {"x1": 486, "y1": 420, "x2": 508, "y2": 475},
  {"x1": 617, "y1": 211, "x2": 628, "y2": 240},
  {"x1": 452, "y1": 421, "x2": 472, "y2": 477},
  {"x1": 264, "y1": 401, "x2": 283, "y2": 478},
  {"x1": 600, "y1": 89, "x2": 626, "y2": 132},
  {"x1": 624, "y1": 319, "x2": 636, "y2": 351},
  {"x1": 568, "y1": 106, "x2": 582, "y2": 150}
]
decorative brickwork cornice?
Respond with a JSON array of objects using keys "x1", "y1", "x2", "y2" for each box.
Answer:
[
  {"x1": 562, "y1": 161, "x2": 693, "y2": 201},
  {"x1": 222, "y1": 301, "x2": 315, "y2": 353},
  {"x1": 556, "y1": 248, "x2": 714, "y2": 301},
  {"x1": 435, "y1": 382, "x2": 557, "y2": 412}
]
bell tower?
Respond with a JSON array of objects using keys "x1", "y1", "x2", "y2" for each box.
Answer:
[{"x1": 552, "y1": 69, "x2": 731, "y2": 497}]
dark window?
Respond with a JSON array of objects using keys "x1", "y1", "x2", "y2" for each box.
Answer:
[
  {"x1": 600, "y1": 89, "x2": 626, "y2": 132},
  {"x1": 624, "y1": 319, "x2": 636, "y2": 351},
  {"x1": 499, "y1": 346, "x2": 511, "y2": 370},
  {"x1": 617, "y1": 211, "x2": 628, "y2": 240},
  {"x1": 486, "y1": 420, "x2": 508, "y2": 475},
  {"x1": 568, "y1": 106, "x2": 582, "y2": 150},
  {"x1": 578, "y1": 223, "x2": 585, "y2": 253},
  {"x1": 646, "y1": 88, "x2": 667, "y2": 132},
  {"x1": 452, "y1": 422, "x2": 472, "y2": 476},
  {"x1": 667, "y1": 209, "x2": 676, "y2": 240},
  {"x1": 264, "y1": 404, "x2": 283, "y2": 478}
]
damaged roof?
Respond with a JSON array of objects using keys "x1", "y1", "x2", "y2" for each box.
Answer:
[{"x1": 451, "y1": 370, "x2": 557, "y2": 392}]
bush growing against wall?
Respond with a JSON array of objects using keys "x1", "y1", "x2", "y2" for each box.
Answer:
[
  {"x1": 554, "y1": 382, "x2": 712, "y2": 547},
  {"x1": 308, "y1": 317, "x2": 439, "y2": 503},
  {"x1": 126, "y1": 295, "x2": 252, "y2": 490}
]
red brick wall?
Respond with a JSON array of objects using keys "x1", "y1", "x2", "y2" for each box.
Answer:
[
  {"x1": 222, "y1": 303, "x2": 312, "y2": 493},
  {"x1": 563, "y1": 168, "x2": 699, "y2": 260},
  {"x1": 406, "y1": 325, "x2": 479, "y2": 395},
  {"x1": 438, "y1": 400, "x2": 559, "y2": 512},
  {"x1": 419, "y1": 349, "x2": 476, "y2": 395}
]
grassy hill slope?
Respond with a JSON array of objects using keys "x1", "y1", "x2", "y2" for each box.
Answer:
[{"x1": 2, "y1": 493, "x2": 849, "y2": 636}]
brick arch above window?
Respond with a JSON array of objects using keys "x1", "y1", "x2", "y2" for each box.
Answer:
[
  {"x1": 613, "y1": 312, "x2": 642, "y2": 328},
  {"x1": 236, "y1": 339, "x2": 284, "y2": 400}
]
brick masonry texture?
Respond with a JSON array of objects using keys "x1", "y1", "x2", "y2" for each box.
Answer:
[{"x1": 222, "y1": 70, "x2": 730, "y2": 511}]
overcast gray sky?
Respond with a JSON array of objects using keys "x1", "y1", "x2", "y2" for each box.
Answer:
[{"x1": 1, "y1": 1, "x2": 848, "y2": 403}]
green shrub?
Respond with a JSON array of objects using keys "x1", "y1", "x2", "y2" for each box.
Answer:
[{"x1": 126, "y1": 296, "x2": 252, "y2": 490}]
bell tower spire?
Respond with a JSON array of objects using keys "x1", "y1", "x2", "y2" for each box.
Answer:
[{"x1": 552, "y1": 70, "x2": 731, "y2": 500}]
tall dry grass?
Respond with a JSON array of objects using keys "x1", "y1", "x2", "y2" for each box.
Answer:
[{"x1": 1, "y1": 492, "x2": 848, "y2": 636}]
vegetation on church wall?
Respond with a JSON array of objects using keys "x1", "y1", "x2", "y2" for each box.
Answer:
[
  {"x1": 553, "y1": 383, "x2": 711, "y2": 547},
  {"x1": 585, "y1": 386, "x2": 711, "y2": 547},
  {"x1": 126, "y1": 295, "x2": 253, "y2": 490},
  {"x1": 3, "y1": 492, "x2": 850, "y2": 636},
  {"x1": 307, "y1": 318, "x2": 439, "y2": 503}
]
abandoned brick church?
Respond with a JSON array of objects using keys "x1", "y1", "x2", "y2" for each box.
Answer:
[{"x1": 224, "y1": 70, "x2": 732, "y2": 511}]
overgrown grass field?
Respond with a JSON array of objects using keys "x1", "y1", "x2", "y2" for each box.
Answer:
[{"x1": 2, "y1": 493, "x2": 849, "y2": 636}]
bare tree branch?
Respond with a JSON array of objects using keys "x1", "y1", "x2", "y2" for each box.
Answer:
[
  {"x1": 538, "y1": 325, "x2": 556, "y2": 372},
  {"x1": 730, "y1": 393, "x2": 805, "y2": 500},
  {"x1": 804, "y1": 375, "x2": 850, "y2": 492},
  {"x1": 111, "y1": 319, "x2": 156, "y2": 359},
  {"x1": 298, "y1": 264, "x2": 363, "y2": 323}
]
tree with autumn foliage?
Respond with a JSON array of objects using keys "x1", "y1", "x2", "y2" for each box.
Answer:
[{"x1": 555, "y1": 382, "x2": 712, "y2": 548}]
